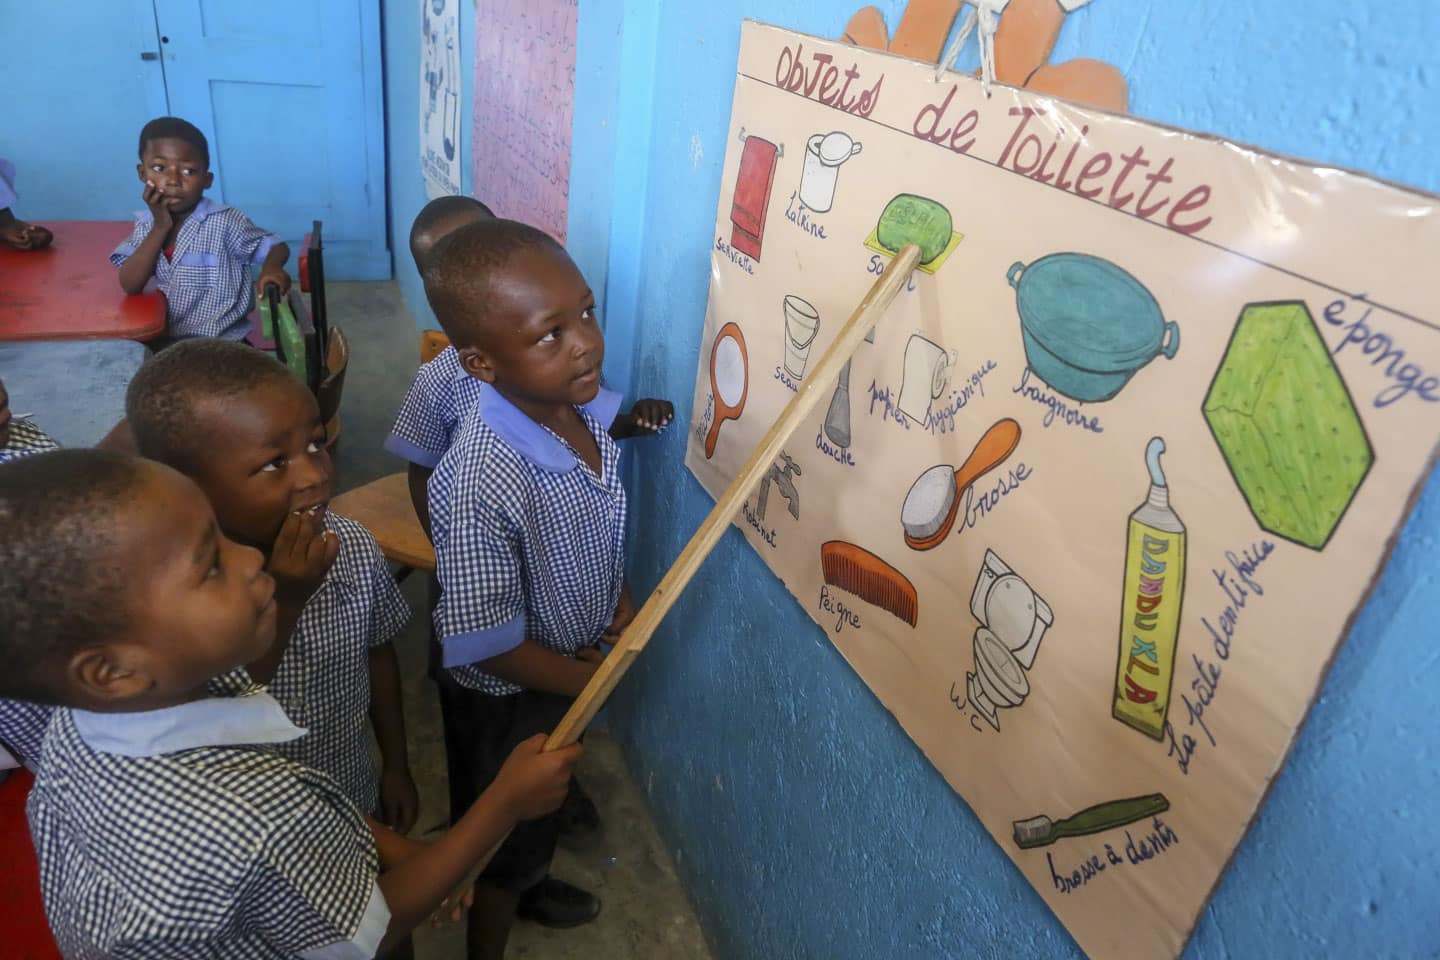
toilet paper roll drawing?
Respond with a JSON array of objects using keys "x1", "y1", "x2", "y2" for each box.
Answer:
[
  {"x1": 782, "y1": 295, "x2": 821, "y2": 380},
  {"x1": 897, "y1": 334, "x2": 953, "y2": 425},
  {"x1": 705, "y1": 321, "x2": 749, "y2": 459},
  {"x1": 799, "y1": 131, "x2": 862, "y2": 213}
]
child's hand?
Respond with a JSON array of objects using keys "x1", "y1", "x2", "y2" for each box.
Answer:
[
  {"x1": 429, "y1": 882, "x2": 475, "y2": 927},
  {"x1": 628, "y1": 399, "x2": 674, "y2": 433},
  {"x1": 142, "y1": 181, "x2": 174, "y2": 230},
  {"x1": 600, "y1": 581, "x2": 636, "y2": 644},
  {"x1": 257, "y1": 267, "x2": 292, "y2": 299},
  {"x1": 379, "y1": 765, "x2": 420, "y2": 836},
  {"x1": 492, "y1": 734, "x2": 583, "y2": 822},
  {"x1": 267, "y1": 510, "x2": 338, "y2": 604}
]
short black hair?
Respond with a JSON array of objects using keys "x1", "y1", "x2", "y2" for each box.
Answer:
[
  {"x1": 422, "y1": 217, "x2": 567, "y2": 347},
  {"x1": 127, "y1": 339, "x2": 295, "y2": 473},
  {"x1": 0, "y1": 450, "x2": 150, "y2": 703},
  {"x1": 138, "y1": 116, "x2": 210, "y2": 169},
  {"x1": 409, "y1": 195, "x2": 495, "y2": 271}
]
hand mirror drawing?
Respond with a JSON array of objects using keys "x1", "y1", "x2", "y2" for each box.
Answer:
[{"x1": 705, "y1": 321, "x2": 749, "y2": 459}]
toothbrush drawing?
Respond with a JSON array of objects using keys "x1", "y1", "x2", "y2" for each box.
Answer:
[{"x1": 1012, "y1": 793, "x2": 1169, "y2": 849}]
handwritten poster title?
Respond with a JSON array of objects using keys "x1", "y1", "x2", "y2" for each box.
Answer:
[{"x1": 774, "y1": 43, "x2": 1215, "y2": 236}]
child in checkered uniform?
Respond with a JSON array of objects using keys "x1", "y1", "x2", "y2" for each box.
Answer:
[
  {"x1": 0, "y1": 377, "x2": 59, "y2": 468},
  {"x1": 387, "y1": 195, "x2": 673, "y2": 537},
  {"x1": 423, "y1": 218, "x2": 664, "y2": 954},
  {"x1": 124, "y1": 338, "x2": 427, "y2": 831},
  {"x1": 111, "y1": 117, "x2": 291, "y2": 343},
  {"x1": 0, "y1": 449, "x2": 581, "y2": 957}
]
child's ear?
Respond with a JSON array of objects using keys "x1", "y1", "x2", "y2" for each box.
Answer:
[
  {"x1": 458, "y1": 345, "x2": 496, "y2": 383},
  {"x1": 202, "y1": 171, "x2": 215, "y2": 190},
  {"x1": 136, "y1": 163, "x2": 148, "y2": 184},
  {"x1": 68, "y1": 644, "x2": 152, "y2": 703}
]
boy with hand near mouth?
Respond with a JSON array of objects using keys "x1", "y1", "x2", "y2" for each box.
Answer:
[
  {"x1": 111, "y1": 116, "x2": 290, "y2": 343},
  {"x1": 125, "y1": 339, "x2": 420, "y2": 832},
  {"x1": 2, "y1": 449, "x2": 581, "y2": 958}
]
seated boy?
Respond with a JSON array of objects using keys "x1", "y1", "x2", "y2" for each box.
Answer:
[
  {"x1": 111, "y1": 117, "x2": 290, "y2": 343},
  {"x1": 386, "y1": 194, "x2": 673, "y2": 537},
  {"x1": 424, "y1": 218, "x2": 645, "y2": 957},
  {"x1": 125, "y1": 339, "x2": 419, "y2": 831},
  {"x1": 0, "y1": 449, "x2": 581, "y2": 957},
  {"x1": 0, "y1": 158, "x2": 53, "y2": 250}
]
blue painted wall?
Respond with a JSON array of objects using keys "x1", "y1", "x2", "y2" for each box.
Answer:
[
  {"x1": 554, "y1": 2, "x2": 1440, "y2": 958},
  {"x1": 1, "y1": 0, "x2": 168, "y2": 221}
]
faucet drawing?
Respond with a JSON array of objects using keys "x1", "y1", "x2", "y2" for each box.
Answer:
[{"x1": 758, "y1": 452, "x2": 802, "y2": 521}]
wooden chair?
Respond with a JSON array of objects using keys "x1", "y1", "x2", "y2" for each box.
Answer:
[{"x1": 328, "y1": 330, "x2": 441, "y2": 574}]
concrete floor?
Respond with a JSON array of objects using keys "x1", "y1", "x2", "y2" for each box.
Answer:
[{"x1": 326, "y1": 281, "x2": 711, "y2": 960}]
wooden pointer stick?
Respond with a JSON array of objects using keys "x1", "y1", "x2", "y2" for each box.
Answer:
[{"x1": 543, "y1": 243, "x2": 923, "y2": 750}]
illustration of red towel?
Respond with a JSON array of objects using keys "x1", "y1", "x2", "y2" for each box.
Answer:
[{"x1": 731, "y1": 135, "x2": 779, "y2": 260}]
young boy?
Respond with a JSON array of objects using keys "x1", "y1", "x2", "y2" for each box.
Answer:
[
  {"x1": 386, "y1": 194, "x2": 673, "y2": 537},
  {"x1": 424, "y1": 218, "x2": 644, "y2": 958},
  {"x1": 125, "y1": 339, "x2": 419, "y2": 831},
  {"x1": 0, "y1": 449, "x2": 581, "y2": 957},
  {"x1": 111, "y1": 117, "x2": 291, "y2": 343}
]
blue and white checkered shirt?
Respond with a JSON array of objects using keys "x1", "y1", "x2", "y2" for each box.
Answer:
[
  {"x1": 0, "y1": 417, "x2": 59, "y2": 463},
  {"x1": 28, "y1": 689, "x2": 389, "y2": 959},
  {"x1": 212, "y1": 514, "x2": 410, "y2": 814},
  {"x1": 110, "y1": 197, "x2": 281, "y2": 341},
  {"x1": 385, "y1": 346, "x2": 622, "y2": 469},
  {"x1": 429, "y1": 383, "x2": 626, "y2": 695},
  {"x1": 0, "y1": 698, "x2": 52, "y2": 771}
]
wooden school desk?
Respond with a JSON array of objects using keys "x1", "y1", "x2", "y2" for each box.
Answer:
[{"x1": 0, "y1": 221, "x2": 165, "y2": 342}]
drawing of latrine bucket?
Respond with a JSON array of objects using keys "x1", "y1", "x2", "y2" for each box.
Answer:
[{"x1": 782, "y1": 295, "x2": 821, "y2": 380}]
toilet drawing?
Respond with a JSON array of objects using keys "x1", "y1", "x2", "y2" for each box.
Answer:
[{"x1": 965, "y1": 550, "x2": 1054, "y2": 731}]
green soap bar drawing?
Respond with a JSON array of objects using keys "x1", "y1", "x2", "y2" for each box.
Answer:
[
  {"x1": 876, "y1": 193, "x2": 953, "y2": 265},
  {"x1": 1203, "y1": 301, "x2": 1373, "y2": 550}
]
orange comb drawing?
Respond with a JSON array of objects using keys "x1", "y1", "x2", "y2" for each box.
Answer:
[{"x1": 821, "y1": 541, "x2": 920, "y2": 627}]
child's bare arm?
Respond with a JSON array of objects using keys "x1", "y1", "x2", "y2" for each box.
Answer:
[
  {"x1": 407, "y1": 462, "x2": 435, "y2": 541},
  {"x1": 375, "y1": 734, "x2": 581, "y2": 952},
  {"x1": 482, "y1": 641, "x2": 600, "y2": 698},
  {"x1": 117, "y1": 184, "x2": 172, "y2": 294},
  {"x1": 257, "y1": 242, "x2": 291, "y2": 296},
  {"x1": 368, "y1": 642, "x2": 418, "y2": 834}
]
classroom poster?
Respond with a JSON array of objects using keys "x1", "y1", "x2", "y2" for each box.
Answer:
[
  {"x1": 420, "y1": 0, "x2": 462, "y2": 198},
  {"x1": 470, "y1": 0, "x2": 577, "y2": 241},
  {"x1": 685, "y1": 21, "x2": 1440, "y2": 960}
]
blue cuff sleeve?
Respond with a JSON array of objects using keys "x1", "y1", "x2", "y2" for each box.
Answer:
[
  {"x1": 442, "y1": 614, "x2": 526, "y2": 668},
  {"x1": 383, "y1": 433, "x2": 443, "y2": 469}
]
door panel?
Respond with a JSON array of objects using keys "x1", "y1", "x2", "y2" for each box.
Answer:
[
  {"x1": 152, "y1": 0, "x2": 388, "y2": 279},
  {"x1": 0, "y1": 0, "x2": 168, "y2": 221}
]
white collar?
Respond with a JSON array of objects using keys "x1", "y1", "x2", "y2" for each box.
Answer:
[{"x1": 71, "y1": 689, "x2": 305, "y2": 758}]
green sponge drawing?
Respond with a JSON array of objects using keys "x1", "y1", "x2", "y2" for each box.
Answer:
[{"x1": 1203, "y1": 301, "x2": 1373, "y2": 550}]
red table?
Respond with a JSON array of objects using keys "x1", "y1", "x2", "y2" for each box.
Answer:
[{"x1": 0, "y1": 221, "x2": 165, "y2": 342}]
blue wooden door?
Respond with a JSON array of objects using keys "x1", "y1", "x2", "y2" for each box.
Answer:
[{"x1": 150, "y1": 0, "x2": 389, "y2": 279}]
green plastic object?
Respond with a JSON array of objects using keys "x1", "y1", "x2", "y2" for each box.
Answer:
[
  {"x1": 1203, "y1": 301, "x2": 1373, "y2": 550},
  {"x1": 259, "y1": 287, "x2": 309, "y2": 385},
  {"x1": 876, "y1": 193, "x2": 952, "y2": 265}
]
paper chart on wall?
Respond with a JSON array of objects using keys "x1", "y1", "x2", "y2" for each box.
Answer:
[
  {"x1": 470, "y1": 0, "x2": 577, "y2": 241},
  {"x1": 420, "y1": 0, "x2": 462, "y2": 198},
  {"x1": 684, "y1": 21, "x2": 1440, "y2": 960}
]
